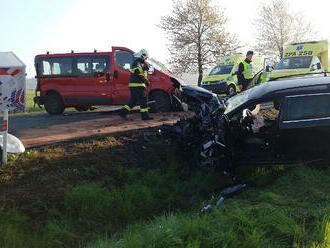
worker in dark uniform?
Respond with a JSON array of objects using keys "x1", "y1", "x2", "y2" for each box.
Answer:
[
  {"x1": 119, "y1": 49, "x2": 153, "y2": 120},
  {"x1": 237, "y1": 51, "x2": 255, "y2": 91}
]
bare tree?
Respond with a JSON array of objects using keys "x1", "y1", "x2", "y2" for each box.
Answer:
[
  {"x1": 160, "y1": 0, "x2": 240, "y2": 86},
  {"x1": 254, "y1": 0, "x2": 316, "y2": 62}
]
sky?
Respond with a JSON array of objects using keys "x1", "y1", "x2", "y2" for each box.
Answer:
[{"x1": 1, "y1": 0, "x2": 330, "y2": 77}]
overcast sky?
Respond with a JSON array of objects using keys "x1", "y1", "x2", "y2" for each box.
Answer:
[{"x1": 1, "y1": 0, "x2": 329, "y2": 77}]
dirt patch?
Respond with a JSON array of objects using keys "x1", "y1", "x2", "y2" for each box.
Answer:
[{"x1": 8, "y1": 110, "x2": 193, "y2": 148}]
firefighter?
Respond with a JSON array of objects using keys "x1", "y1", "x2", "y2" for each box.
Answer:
[
  {"x1": 237, "y1": 51, "x2": 255, "y2": 91},
  {"x1": 119, "y1": 49, "x2": 153, "y2": 120}
]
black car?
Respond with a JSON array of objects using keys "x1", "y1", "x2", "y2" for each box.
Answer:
[{"x1": 172, "y1": 75, "x2": 330, "y2": 167}]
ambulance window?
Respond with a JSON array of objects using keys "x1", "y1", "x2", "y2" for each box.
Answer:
[{"x1": 115, "y1": 50, "x2": 134, "y2": 70}]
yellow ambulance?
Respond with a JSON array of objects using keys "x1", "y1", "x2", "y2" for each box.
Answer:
[
  {"x1": 201, "y1": 54, "x2": 264, "y2": 95},
  {"x1": 270, "y1": 40, "x2": 329, "y2": 79}
]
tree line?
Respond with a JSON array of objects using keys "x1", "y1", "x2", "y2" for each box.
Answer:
[{"x1": 159, "y1": 0, "x2": 316, "y2": 86}]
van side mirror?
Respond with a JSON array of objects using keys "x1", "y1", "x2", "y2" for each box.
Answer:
[
  {"x1": 114, "y1": 70, "x2": 119, "y2": 79},
  {"x1": 266, "y1": 65, "x2": 270, "y2": 72},
  {"x1": 317, "y1": 62, "x2": 322, "y2": 70},
  {"x1": 148, "y1": 65, "x2": 154, "y2": 75}
]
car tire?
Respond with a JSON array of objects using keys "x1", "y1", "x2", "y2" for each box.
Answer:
[
  {"x1": 227, "y1": 84, "x2": 236, "y2": 96},
  {"x1": 44, "y1": 92, "x2": 65, "y2": 115},
  {"x1": 149, "y1": 91, "x2": 171, "y2": 113}
]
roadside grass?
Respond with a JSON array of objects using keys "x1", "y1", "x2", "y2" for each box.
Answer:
[
  {"x1": 0, "y1": 132, "x2": 328, "y2": 247},
  {"x1": 24, "y1": 89, "x2": 45, "y2": 114},
  {"x1": 87, "y1": 165, "x2": 330, "y2": 248}
]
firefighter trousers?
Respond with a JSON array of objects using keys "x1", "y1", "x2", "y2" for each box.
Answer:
[{"x1": 125, "y1": 87, "x2": 148, "y2": 112}]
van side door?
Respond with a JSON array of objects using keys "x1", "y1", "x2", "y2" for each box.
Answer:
[{"x1": 67, "y1": 55, "x2": 112, "y2": 105}]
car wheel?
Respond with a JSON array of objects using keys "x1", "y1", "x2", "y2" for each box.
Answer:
[
  {"x1": 227, "y1": 85, "x2": 236, "y2": 96},
  {"x1": 75, "y1": 106, "x2": 90, "y2": 112},
  {"x1": 44, "y1": 93, "x2": 65, "y2": 115},
  {"x1": 149, "y1": 91, "x2": 171, "y2": 113}
]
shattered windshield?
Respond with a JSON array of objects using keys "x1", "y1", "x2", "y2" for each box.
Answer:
[
  {"x1": 275, "y1": 56, "x2": 312, "y2": 70},
  {"x1": 224, "y1": 88, "x2": 253, "y2": 114},
  {"x1": 147, "y1": 58, "x2": 171, "y2": 73},
  {"x1": 209, "y1": 65, "x2": 234, "y2": 75}
]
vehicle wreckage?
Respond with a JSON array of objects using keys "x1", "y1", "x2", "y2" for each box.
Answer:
[{"x1": 166, "y1": 74, "x2": 330, "y2": 169}]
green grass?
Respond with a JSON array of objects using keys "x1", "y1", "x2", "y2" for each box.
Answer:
[
  {"x1": 87, "y1": 165, "x2": 330, "y2": 248},
  {"x1": 0, "y1": 132, "x2": 329, "y2": 247},
  {"x1": 24, "y1": 89, "x2": 45, "y2": 114}
]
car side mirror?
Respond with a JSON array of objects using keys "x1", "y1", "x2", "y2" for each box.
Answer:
[
  {"x1": 114, "y1": 70, "x2": 119, "y2": 79},
  {"x1": 266, "y1": 65, "x2": 270, "y2": 72},
  {"x1": 148, "y1": 65, "x2": 154, "y2": 75},
  {"x1": 317, "y1": 62, "x2": 322, "y2": 70},
  {"x1": 106, "y1": 72, "x2": 111, "y2": 81}
]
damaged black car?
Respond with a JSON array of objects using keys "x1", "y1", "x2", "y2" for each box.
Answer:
[{"x1": 168, "y1": 75, "x2": 330, "y2": 168}]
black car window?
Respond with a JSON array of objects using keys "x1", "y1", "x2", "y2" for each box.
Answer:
[
  {"x1": 283, "y1": 94, "x2": 330, "y2": 121},
  {"x1": 115, "y1": 50, "x2": 134, "y2": 70}
]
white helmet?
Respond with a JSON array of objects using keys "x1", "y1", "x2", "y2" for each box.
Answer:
[{"x1": 134, "y1": 49, "x2": 149, "y2": 60}]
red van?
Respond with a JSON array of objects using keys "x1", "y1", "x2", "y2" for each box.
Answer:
[{"x1": 34, "y1": 47, "x2": 184, "y2": 115}]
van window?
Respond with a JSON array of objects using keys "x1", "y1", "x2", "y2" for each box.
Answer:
[
  {"x1": 92, "y1": 57, "x2": 108, "y2": 73},
  {"x1": 42, "y1": 61, "x2": 51, "y2": 75},
  {"x1": 115, "y1": 50, "x2": 134, "y2": 70},
  {"x1": 76, "y1": 57, "x2": 92, "y2": 75},
  {"x1": 37, "y1": 57, "x2": 73, "y2": 76},
  {"x1": 74, "y1": 56, "x2": 109, "y2": 76},
  {"x1": 284, "y1": 94, "x2": 330, "y2": 121}
]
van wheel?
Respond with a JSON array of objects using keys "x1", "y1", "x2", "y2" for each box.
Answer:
[
  {"x1": 149, "y1": 91, "x2": 171, "y2": 113},
  {"x1": 227, "y1": 85, "x2": 236, "y2": 96},
  {"x1": 75, "y1": 106, "x2": 90, "y2": 112},
  {"x1": 44, "y1": 93, "x2": 65, "y2": 115}
]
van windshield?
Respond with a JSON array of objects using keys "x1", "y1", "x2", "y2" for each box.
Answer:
[
  {"x1": 147, "y1": 58, "x2": 171, "y2": 73},
  {"x1": 209, "y1": 65, "x2": 233, "y2": 75},
  {"x1": 275, "y1": 56, "x2": 312, "y2": 70}
]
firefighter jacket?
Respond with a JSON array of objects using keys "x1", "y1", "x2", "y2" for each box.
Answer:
[{"x1": 129, "y1": 58, "x2": 149, "y2": 87}]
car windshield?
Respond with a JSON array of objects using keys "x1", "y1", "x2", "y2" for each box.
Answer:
[
  {"x1": 224, "y1": 88, "x2": 254, "y2": 114},
  {"x1": 275, "y1": 56, "x2": 312, "y2": 70},
  {"x1": 209, "y1": 65, "x2": 234, "y2": 75},
  {"x1": 147, "y1": 58, "x2": 171, "y2": 73}
]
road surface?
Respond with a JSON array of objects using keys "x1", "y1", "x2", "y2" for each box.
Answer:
[{"x1": 6, "y1": 107, "x2": 191, "y2": 148}]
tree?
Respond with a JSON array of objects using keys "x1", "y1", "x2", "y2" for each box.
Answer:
[
  {"x1": 160, "y1": 0, "x2": 240, "y2": 86},
  {"x1": 254, "y1": 0, "x2": 316, "y2": 62}
]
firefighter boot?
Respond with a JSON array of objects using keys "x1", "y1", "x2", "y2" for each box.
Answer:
[
  {"x1": 119, "y1": 108, "x2": 129, "y2": 120},
  {"x1": 141, "y1": 112, "x2": 153, "y2": 120}
]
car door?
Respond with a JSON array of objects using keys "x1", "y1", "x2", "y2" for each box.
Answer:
[
  {"x1": 67, "y1": 55, "x2": 112, "y2": 105},
  {"x1": 110, "y1": 48, "x2": 135, "y2": 105},
  {"x1": 278, "y1": 93, "x2": 330, "y2": 160}
]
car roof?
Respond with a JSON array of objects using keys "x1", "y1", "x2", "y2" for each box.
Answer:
[{"x1": 249, "y1": 76, "x2": 330, "y2": 100}]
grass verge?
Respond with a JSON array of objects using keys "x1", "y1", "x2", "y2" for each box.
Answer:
[{"x1": 0, "y1": 131, "x2": 328, "y2": 247}]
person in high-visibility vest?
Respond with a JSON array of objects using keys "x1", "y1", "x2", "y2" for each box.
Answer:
[
  {"x1": 119, "y1": 49, "x2": 153, "y2": 120},
  {"x1": 237, "y1": 51, "x2": 255, "y2": 91}
]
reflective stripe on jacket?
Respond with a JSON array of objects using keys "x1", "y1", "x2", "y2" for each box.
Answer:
[{"x1": 129, "y1": 58, "x2": 149, "y2": 87}]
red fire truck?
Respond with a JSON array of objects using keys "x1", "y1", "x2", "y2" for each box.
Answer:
[{"x1": 34, "y1": 47, "x2": 184, "y2": 115}]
